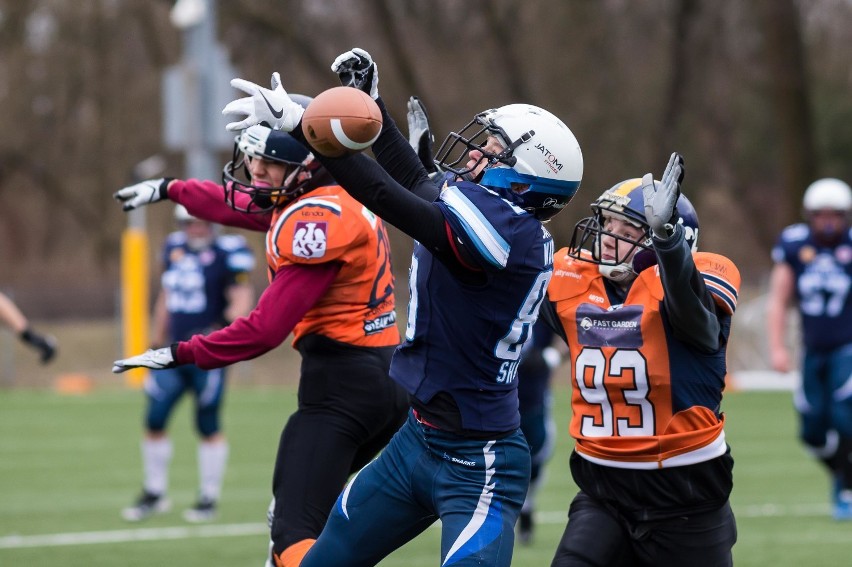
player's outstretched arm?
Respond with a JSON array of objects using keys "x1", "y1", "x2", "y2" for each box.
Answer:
[{"x1": 644, "y1": 154, "x2": 721, "y2": 353}]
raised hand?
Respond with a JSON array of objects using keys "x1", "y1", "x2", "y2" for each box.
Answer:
[
  {"x1": 642, "y1": 152, "x2": 684, "y2": 238},
  {"x1": 113, "y1": 178, "x2": 171, "y2": 212},
  {"x1": 407, "y1": 96, "x2": 436, "y2": 172},
  {"x1": 222, "y1": 72, "x2": 305, "y2": 132},
  {"x1": 331, "y1": 48, "x2": 379, "y2": 99},
  {"x1": 112, "y1": 347, "x2": 176, "y2": 373}
]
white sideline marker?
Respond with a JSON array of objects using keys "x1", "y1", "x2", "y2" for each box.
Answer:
[{"x1": 0, "y1": 502, "x2": 834, "y2": 550}]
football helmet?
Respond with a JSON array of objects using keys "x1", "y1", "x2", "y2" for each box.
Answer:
[
  {"x1": 222, "y1": 95, "x2": 319, "y2": 214},
  {"x1": 433, "y1": 104, "x2": 583, "y2": 221},
  {"x1": 567, "y1": 178, "x2": 699, "y2": 282},
  {"x1": 803, "y1": 178, "x2": 852, "y2": 212}
]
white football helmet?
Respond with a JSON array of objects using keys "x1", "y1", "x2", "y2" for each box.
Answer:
[
  {"x1": 803, "y1": 178, "x2": 852, "y2": 212},
  {"x1": 434, "y1": 104, "x2": 583, "y2": 221}
]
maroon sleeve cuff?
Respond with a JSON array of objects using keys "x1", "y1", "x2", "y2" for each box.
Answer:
[{"x1": 176, "y1": 262, "x2": 341, "y2": 370}]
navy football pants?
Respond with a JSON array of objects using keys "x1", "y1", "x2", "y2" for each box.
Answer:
[{"x1": 300, "y1": 411, "x2": 531, "y2": 567}]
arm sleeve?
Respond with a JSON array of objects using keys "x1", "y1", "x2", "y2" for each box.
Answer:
[
  {"x1": 168, "y1": 179, "x2": 271, "y2": 232},
  {"x1": 653, "y1": 224, "x2": 722, "y2": 353},
  {"x1": 291, "y1": 117, "x2": 480, "y2": 272},
  {"x1": 174, "y1": 262, "x2": 340, "y2": 369}
]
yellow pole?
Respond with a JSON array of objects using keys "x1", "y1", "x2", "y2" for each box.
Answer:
[{"x1": 120, "y1": 224, "x2": 150, "y2": 388}]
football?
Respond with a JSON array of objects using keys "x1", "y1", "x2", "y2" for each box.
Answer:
[{"x1": 301, "y1": 86, "x2": 383, "y2": 158}]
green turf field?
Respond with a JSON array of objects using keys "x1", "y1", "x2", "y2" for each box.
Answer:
[{"x1": 1, "y1": 385, "x2": 850, "y2": 566}]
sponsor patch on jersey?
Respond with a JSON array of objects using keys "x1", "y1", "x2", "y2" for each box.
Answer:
[
  {"x1": 363, "y1": 310, "x2": 396, "y2": 335},
  {"x1": 292, "y1": 221, "x2": 328, "y2": 259},
  {"x1": 576, "y1": 303, "x2": 643, "y2": 348}
]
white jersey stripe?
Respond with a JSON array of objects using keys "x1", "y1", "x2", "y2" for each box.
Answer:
[
  {"x1": 442, "y1": 441, "x2": 497, "y2": 565},
  {"x1": 441, "y1": 187, "x2": 510, "y2": 269}
]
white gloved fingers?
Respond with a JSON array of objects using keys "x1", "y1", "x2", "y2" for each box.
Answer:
[
  {"x1": 113, "y1": 179, "x2": 165, "y2": 211},
  {"x1": 112, "y1": 347, "x2": 175, "y2": 373},
  {"x1": 230, "y1": 77, "x2": 262, "y2": 96}
]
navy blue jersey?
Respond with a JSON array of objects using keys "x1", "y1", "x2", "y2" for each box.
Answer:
[
  {"x1": 392, "y1": 181, "x2": 554, "y2": 432},
  {"x1": 772, "y1": 224, "x2": 852, "y2": 350},
  {"x1": 161, "y1": 232, "x2": 255, "y2": 341}
]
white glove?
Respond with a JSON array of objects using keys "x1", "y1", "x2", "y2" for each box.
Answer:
[
  {"x1": 642, "y1": 152, "x2": 684, "y2": 239},
  {"x1": 112, "y1": 347, "x2": 176, "y2": 373},
  {"x1": 113, "y1": 178, "x2": 171, "y2": 212},
  {"x1": 222, "y1": 72, "x2": 305, "y2": 132},
  {"x1": 331, "y1": 48, "x2": 379, "y2": 99}
]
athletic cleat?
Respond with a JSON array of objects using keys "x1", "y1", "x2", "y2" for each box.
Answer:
[
  {"x1": 121, "y1": 490, "x2": 171, "y2": 522},
  {"x1": 183, "y1": 498, "x2": 217, "y2": 523},
  {"x1": 517, "y1": 510, "x2": 534, "y2": 545},
  {"x1": 834, "y1": 490, "x2": 852, "y2": 521}
]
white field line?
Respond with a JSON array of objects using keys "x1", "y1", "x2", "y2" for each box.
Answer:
[{"x1": 0, "y1": 502, "x2": 836, "y2": 550}]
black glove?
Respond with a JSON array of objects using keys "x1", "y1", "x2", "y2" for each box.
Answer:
[
  {"x1": 20, "y1": 328, "x2": 57, "y2": 364},
  {"x1": 330, "y1": 48, "x2": 379, "y2": 99}
]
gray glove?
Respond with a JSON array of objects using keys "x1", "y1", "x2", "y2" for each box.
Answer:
[
  {"x1": 407, "y1": 96, "x2": 435, "y2": 172},
  {"x1": 112, "y1": 347, "x2": 176, "y2": 373},
  {"x1": 642, "y1": 152, "x2": 684, "y2": 238},
  {"x1": 331, "y1": 48, "x2": 379, "y2": 99},
  {"x1": 113, "y1": 178, "x2": 172, "y2": 212}
]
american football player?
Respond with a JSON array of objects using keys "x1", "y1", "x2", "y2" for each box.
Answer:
[
  {"x1": 218, "y1": 47, "x2": 583, "y2": 567},
  {"x1": 767, "y1": 177, "x2": 852, "y2": 520},
  {"x1": 543, "y1": 157, "x2": 740, "y2": 565},
  {"x1": 122, "y1": 205, "x2": 255, "y2": 523},
  {"x1": 113, "y1": 118, "x2": 407, "y2": 562}
]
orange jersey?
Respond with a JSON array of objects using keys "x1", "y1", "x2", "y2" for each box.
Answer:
[
  {"x1": 266, "y1": 185, "x2": 399, "y2": 348},
  {"x1": 548, "y1": 248, "x2": 740, "y2": 469}
]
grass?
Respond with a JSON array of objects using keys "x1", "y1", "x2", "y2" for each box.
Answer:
[{"x1": 2, "y1": 382, "x2": 851, "y2": 566}]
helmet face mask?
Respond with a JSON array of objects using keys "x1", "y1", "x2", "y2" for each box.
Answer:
[
  {"x1": 434, "y1": 104, "x2": 583, "y2": 222},
  {"x1": 568, "y1": 178, "x2": 699, "y2": 282},
  {"x1": 222, "y1": 125, "x2": 315, "y2": 214}
]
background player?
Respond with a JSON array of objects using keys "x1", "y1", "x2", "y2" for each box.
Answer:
[
  {"x1": 113, "y1": 122, "x2": 407, "y2": 563},
  {"x1": 0, "y1": 291, "x2": 57, "y2": 364},
  {"x1": 516, "y1": 319, "x2": 560, "y2": 545},
  {"x1": 766, "y1": 177, "x2": 852, "y2": 520},
  {"x1": 121, "y1": 205, "x2": 255, "y2": 522},
  {"x1": 543, "y1": 156, "x2": 740, "y2": 565},
  {"x1": 216, "y1": 47, "x2": 583, "y2": 567}
]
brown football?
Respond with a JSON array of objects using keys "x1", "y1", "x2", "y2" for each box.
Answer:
[{"x1": 301, "y1": 86, "x2": 383, "y2": 158}]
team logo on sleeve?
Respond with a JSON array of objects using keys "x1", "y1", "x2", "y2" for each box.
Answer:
[{"x1": 293, "y1": 221, "x2": 328, "y2": 259}]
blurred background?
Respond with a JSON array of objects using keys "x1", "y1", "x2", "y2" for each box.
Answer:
[{"x1": 0, "y1": 0, "x2": 850, "y2": 386}]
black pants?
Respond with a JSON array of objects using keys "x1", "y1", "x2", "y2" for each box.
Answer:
[
  {"x1": 270, "y1": 335, "x2": 409, "y2": 553},
  {"x1": 551, "y1": 491, "x2": 737, "y2": 567}
]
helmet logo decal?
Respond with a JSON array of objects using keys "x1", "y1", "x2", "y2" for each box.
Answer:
[
  {"x1": 534, "y1": 143, "x2": 563, "y2": 174},
  {"x1": 292, "y1": 221, "x2": 328, "y2": 259},
  {"x1": 542, "y1": 197, "x2": 559, "y2": 207}
]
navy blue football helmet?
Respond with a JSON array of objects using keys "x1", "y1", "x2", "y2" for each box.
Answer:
[
  {"x1": 222, "y1": 95, "x2": 320, "y2": 213},
  {"x1": 567, "y1": 178, "x2": 699, "y2": 281}
]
